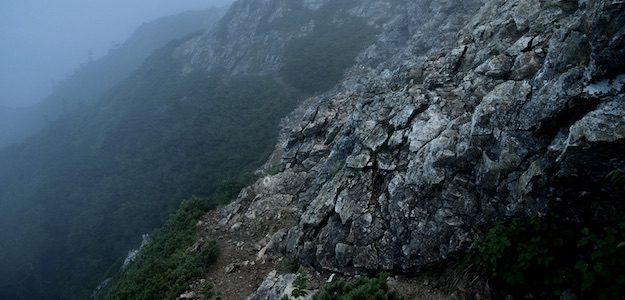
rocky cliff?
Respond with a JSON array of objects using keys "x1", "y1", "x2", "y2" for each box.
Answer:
[{"x1": 196, "y1": 0, "x2": 625, "y2": 298}]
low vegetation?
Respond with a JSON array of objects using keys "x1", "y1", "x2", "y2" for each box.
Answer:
[
  {"x1": 466, "y1": 169, "x2": 625, "y2": 299},
  {"x1": 100, "y1": 172, "x2": 255, "y2": 300},
  {"x1": 313, "y1": 273, "x2": 404, "y2": 300},
  {"x1": 466, "y1": 217, "x2": 625, "y2": 299},
  {"x1": 102, "y1": 197, "x2": 217, "y2": 300},
  {"x1": 285, "y1": 273, "x2": 309, "y2": 299}
]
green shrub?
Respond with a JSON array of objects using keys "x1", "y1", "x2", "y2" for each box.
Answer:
[
  {"x1": 201, "y1": 283, "x2": 222, "y2": 300},
  {"x1": 282, "y1": 273, "x2": 309, "y2": 300},
  {"x1": 607, "y1": 169, "x2": 625, "y2": 190},
  {"x1": 314, "y1": 273, "x2": 404, "y2": 300},
  {"x1": 466, "y1": 218, "x2": 625, "y2": 299},
  {"x1": 575, "y1": 223, "x2": 625, "y2": 297},
  {"x1": 101, "y1": 197, "x2": 219, "y2": 300}
]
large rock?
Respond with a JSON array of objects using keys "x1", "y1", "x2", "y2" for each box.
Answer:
[
  {"x1": 246, "y1": 271, "x2": 295, "y2": 300},
  {"x1": 273, "y1": 0, "x2": 625, "y2": 274}
]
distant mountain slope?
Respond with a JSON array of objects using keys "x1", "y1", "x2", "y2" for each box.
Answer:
[
  {"x1": 0, "y1": 8, "x2": 226, "y2": 149},
  {"x1": 39, "y1": 8, "x2": 227, "y2": 115},
  {"x1": 0, "y1": 49, "x2": 302, "y2": 299}
]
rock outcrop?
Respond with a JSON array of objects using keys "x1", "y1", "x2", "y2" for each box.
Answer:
[
  {"x1": 166, "y1": 0, "x2": 625, "y2": 298},
  {"x1": 215, "y1": 0, "x2": 625, "y2": 287}
]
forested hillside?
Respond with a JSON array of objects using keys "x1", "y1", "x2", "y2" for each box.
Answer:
[{"x1": 0, "y1": 44, "x2": 300, "y2": 299}]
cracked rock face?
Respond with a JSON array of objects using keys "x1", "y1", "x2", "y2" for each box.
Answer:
[{"x1": 221, "y1": 0, "x2": 625, "y2": 281}]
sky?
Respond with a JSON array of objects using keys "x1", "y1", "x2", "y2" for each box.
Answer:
[{"x1": 0, "y1": 0, "x2": 231, "y2": 108}]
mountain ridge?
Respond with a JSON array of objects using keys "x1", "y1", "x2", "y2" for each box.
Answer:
[{"x1": 2, "y1": 0, "x2": 624, "y2": 298}]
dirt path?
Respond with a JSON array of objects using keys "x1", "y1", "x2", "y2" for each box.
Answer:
[{"x1": 179, "y1": 203, "x2": 298, "y2": 300}]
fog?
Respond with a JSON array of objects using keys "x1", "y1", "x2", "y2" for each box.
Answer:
[{"x1": 0, "y1": 0, "x2": 231, "y2": 108}]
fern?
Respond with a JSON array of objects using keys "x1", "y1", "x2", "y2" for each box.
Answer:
[{"x1": 607, "y1": 169, "x2": 625, "y2": 189}]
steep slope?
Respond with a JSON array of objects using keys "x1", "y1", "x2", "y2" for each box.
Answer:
[
  {"x1": 0, "y1": 8, "x2": 226, "y2": 149},
  {"x1": 192, "y1": 0, "x2": 625, "y2": 298},
  {"x1": 0, "y1": 1, "x2": 392, "y2": 299}
]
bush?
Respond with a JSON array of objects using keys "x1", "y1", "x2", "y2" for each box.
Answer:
[
  {"x1": 282, "y1": 273, "x2": 308, "y2": 300},
  {"x1": 314, "y1": 273, "x2": 404, "y2": 300},
  {"x1": 101, "y1": 197, "x2": 220, "y2": 300},
  {"x1": 466, "y1": 217, "x2": 625, "y2": 299},
  {"x1": 608, "y1": 169, "x2": 625, "y2": 190}
]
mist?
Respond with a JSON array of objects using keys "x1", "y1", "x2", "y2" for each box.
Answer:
[{"x1": 0, "y1": 0, "x2": 231, "y2": 108}]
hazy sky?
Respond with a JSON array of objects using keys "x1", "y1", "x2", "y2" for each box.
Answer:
[{"x1": 0, "y1": 0, "x2": 231, "y2": 108}]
